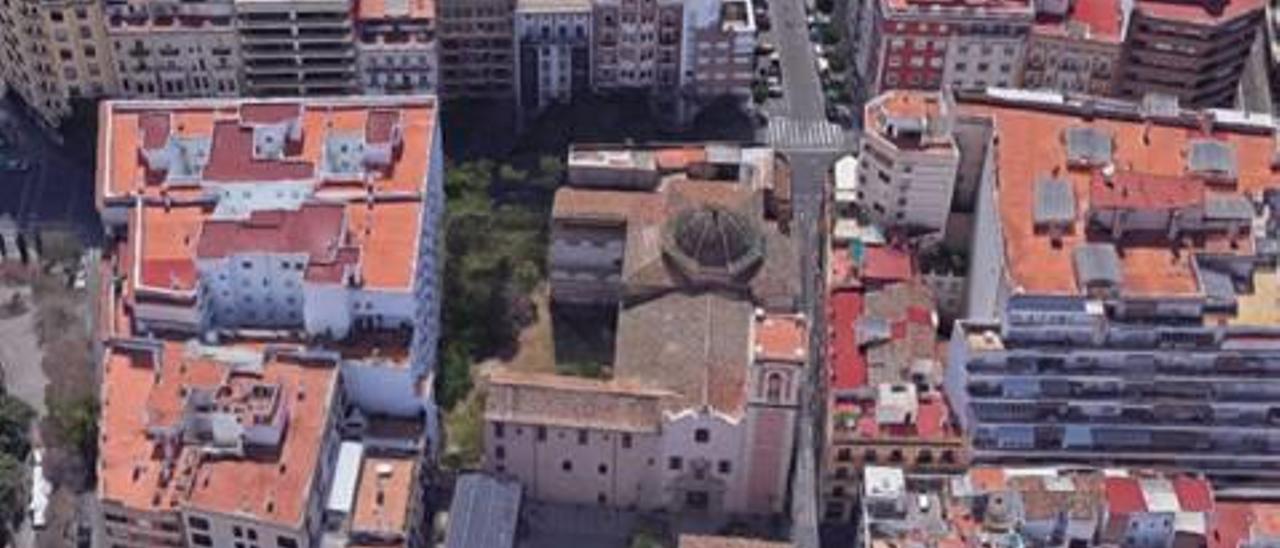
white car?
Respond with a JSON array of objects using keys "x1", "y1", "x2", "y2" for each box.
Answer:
[{"x1": 30, "y1": 449, "x2": 50, "y2": 529}]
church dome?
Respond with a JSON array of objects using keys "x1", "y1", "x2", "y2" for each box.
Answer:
[{"x1": 664, "y1": 205, "x2": 764, "y2": 281}]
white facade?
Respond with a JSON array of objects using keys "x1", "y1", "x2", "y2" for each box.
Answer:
[
  {"x1": 105, "y1": 0, "x2": 242, "y2": 98},
  {"x1": 856, "y1": 129, "x2": 959, "y2": 233},
  {"x1": 358, "y1": 43, "x2": 438, "y2": 94},
  {"x1": 943, "y1": 36, "x2": 1023, "y2": 89}
]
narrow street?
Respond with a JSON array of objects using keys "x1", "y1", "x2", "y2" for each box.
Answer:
[{"x1": 757, "y1": 0, "x2": 855, "y2": 543}]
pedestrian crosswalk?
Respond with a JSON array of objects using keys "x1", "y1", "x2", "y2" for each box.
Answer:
[{"x1": 765, "y1": 117, "x2": 850, "y2": 151}]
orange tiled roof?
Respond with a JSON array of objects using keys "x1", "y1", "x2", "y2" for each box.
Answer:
[
  {"x1": 958, "y1": 95, "x2": 1279, "y2": 297},
  {"x1": 351, "y1": 456, "x2": 416, "y2": 536},
  {"x1": 98, "y1": 341, "x2": 338, "y2": 528},
  {"x1": 754, "y1": 313, "x2": 808, "y2": 363},
  {"x1": 99, "y1": 97, "x2": 438, "y2": 202}
]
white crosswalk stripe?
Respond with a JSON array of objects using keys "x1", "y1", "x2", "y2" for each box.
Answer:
[{"x1": 765, "y1": 117, "x2": 849, "y2": 150}]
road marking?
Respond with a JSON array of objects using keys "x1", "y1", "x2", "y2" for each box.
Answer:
[{"x1": 766, "y1": 117, "x2": 849, "y2": 151}]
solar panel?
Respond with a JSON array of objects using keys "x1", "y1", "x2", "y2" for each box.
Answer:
[
  {"x1": 1033, "y1": 177, "x2": 1075, "y2": 226},
  {"x1": 1073, "y1": 243, "x2": 1123, "y2": 290},
  {"x1": 1064, "y1": 126, "x2": 1112, "y2": 167},
  {"x1": 1187, "y1": 140, "x2": 1238, "y2": 181}
]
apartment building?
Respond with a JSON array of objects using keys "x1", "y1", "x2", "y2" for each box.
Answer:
[
  {"x1": 514, "y1": 0, "x2": 592, "y2": 113},
  {"x1": 104, "y1": 0, "x2": 241, "y2": 99},
  {"x1": 846, "y1": 92, "x2": 960, "y2": 233},
  {"x1": 356, "y1": 0, "x2": 438, "y2": 94},
  {"x1": 235, "y1": 0, "x2": 359, "y2": 96},
  {"x1": 94, "y1": 96, "x2": 443, "y2": 547},
  {"x1": 919, "y1": 86, "x2": 1280, "y2": 478},
  {"x1": 861, "y1": 466, "x2": 1246, "y2": 547},
  {"x1": 821, "y1": 244, "x2": 966, "y2": 524},
  {"x1": 438, "y1": 0, "x2": 516, "y2": 97},
  {"x1": 852, "y1": 0, "x2": 1035, "y2": 94},
  {"x1": 681, "y1": 0, "x2": 756, "y2": 101},
  {"x1": 1020, "y1": 0, "x2": 1125, "y2": 95},
  {"x1": 0, "y1": 0, "x2": 118, "y2": 128},
  {"x1": 1117, "y1": 0, "x2": 1267, "y2": 108},
  {"x1": 485, "y1": 143, "x2": 805, "y2": 516}
]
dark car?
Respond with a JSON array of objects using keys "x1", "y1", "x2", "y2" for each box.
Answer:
[{"x1": 0, "y1": 157, "x2": 30, "y2": 172}]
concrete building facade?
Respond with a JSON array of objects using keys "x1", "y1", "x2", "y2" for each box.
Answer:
[
  {"x1": 514, "y1": 0, "x2": 593, "y2": 112},
  {"x1": 1116, "y1": 0, "x2": 1267, "y2": 108},
  {"x1": 356, "y1": 0, "x2": 439, "y2": 94},
  {"x1": 104, "y1": 0, "x2": 242, "y2": 99},
  {"x1": 235, "y1": 0, "x2": 360, "y2": 96},
  {"x1": 916, "y1": 86, "x2": 1280, "y2": 479},
  {"x1": 438, "y1": 0, "x2": 516, "y2": 97},
  {"x1": 0, "y1": 0, "x2": 118, "y2": 127}
]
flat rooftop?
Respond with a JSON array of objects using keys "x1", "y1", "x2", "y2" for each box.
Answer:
[
  {"x1": 1032, "y1": 0, "x2": 1127, "y2": 43},
  {"x1": 956, "y1": 91, "x2": 1280, "y2": 298},
  {"x1": 98, "y1": 340, "x2": 338, "y2": 529}
]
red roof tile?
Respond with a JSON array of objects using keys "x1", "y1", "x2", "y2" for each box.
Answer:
[
  {"x1": 1172, "y1": 476, "x2": 1214, "y2": 512},
  {"x1": 1210, "y1": 502, "x2": 1253, "y2": 548},
  {"x1": 861, "y1": 246, "x2": 913, "y2": 282},
  {"x1": 202, "y1": 121, "x2": 314, "y2": 183},
  {"x1": 829, "y1": 290, "x2": 866, "y2": 391},
  {"x1": 1105, "y1": 477, "x2": 1147, "y2": 514},
  {"x1": 240, "y1": 103, "x2": 301, "y2": 125},
  {"x1": 195, "y1": 203, "x2": 345, "y2": 260},
  {"x1": 366, "y1": 110, "x2": 400, "y2": 145}
]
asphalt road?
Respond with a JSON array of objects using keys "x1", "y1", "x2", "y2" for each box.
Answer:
[
  {"x1": 758, "y1": 0, "x2": 850, "y2": 544},
  {"x1": 0, "y1": 96, "x2": 99, "y2": 241}
]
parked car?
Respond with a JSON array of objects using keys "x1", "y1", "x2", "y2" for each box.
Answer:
[
  {"x1": 756, "y1": 11, "x2": 771, "y2": 30},
  {"x1": 755, "y1": 41, "x2": 776, "y2": 56},
  {"x1": 767, "y1": 75, "x2": 784, "y2": 97},
  {"x1": 826, "y1": 103, "x2": 854, "y2": 126},
  {"x1": 0, "y1": 157, "x2": 29, "y2": 172}
]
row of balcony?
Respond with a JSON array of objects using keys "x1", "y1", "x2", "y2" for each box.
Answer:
[
  {"x1": 966, "y1": 376, "x2": 1280, "y2": 402},
  {"x1": 969, "y1": 399, "x2": 1280, "y2": 428}
]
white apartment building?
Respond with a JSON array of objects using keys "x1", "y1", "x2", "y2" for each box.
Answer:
[
  {"x1": 98, "y1": 96, "x2": 444, "y2": 375},
  {"x1": 943, "y1": 35, "x2": 1024, "y2": 90},
  {"x1": 514, "y1": 0, "x2": 593, "y2": 113},
  {"x1": 682, "y1": 0, "x2": 755, "y2": 99},
  {"x1": 356, "y1": 0, "x2": 438, "y2": 94},
  {"x1": 104, "y1": 0, "x2": 242, "y2": 98},
  {"x1": 851, "y1": 91, "x2": 959, "y2": 233}
]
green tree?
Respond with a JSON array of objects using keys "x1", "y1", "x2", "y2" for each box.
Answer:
[
  {"x1": 0, "y1": 395, "x2": 34, "y2": 458},
  {"x1": 436, "y1": 341, "x2": 474, "y2": 410},
  {"x1": 47, "y1": 395, "x2": 98, "y2": 468},
  {"x1": 0, "y1": 452, "x2": 25, "y2": 545}
]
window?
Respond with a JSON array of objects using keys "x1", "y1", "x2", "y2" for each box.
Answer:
[
  {"x1": 578, "y1": 429, "x2": 588, "y2": 445},
  {"x1": 192, "y1": 535, "x2": 213, "y2": 547},
  {"x1": 536, "y1": 426, "x2": 546, "y2": 441},
  {"x1": 277, "y1": 537, "x2": 299, "y2": 548},
  {"x1": 493, "y1": 422, "x2": 505, "y2": 439},
  {"x1": 694, "y1": 429, "x2": 709, "y2": 443},
  {"x1": 766, "y1": 372, "x2": 783, "y2": 403},
  {"x1": 562, "y1": 460, "x2": 573, "y2": 472},
  {"x1": 234, "y1": 526, "x2": 244, "y2": 537},
  {"x1": 621, "y1": 433, "x2": 632, "y2": 449},
  {"x1": 668, "y1": 456, "x2": 682, "y2": 470},
  {"x1": 864, "y1": 449, "x2": 878, "y2": 463},
  {"x1": 598, "y1": 464, "x2": 608, "y2": 475},
  {"x1": 889, "y1": 449, "x2": 904, "y2": 463},
  {"x1": 718, "y1": 460, "x2": 731, "y2": 474},
  {"x1": 495, "y1": 445, "x2": 505, "y2": 460},
  {"x1": 836, "y1": 448, "x2": 852, "y2": 462},
  {"x1": 59, "y1": 49, "x2": 72, "y2": 61},
  {"x1": 835, "y1": 466, "x2": 849, "y2": 479},
  {"x1": 187, "y1": 517, "x2": 210, "y2": 531}
]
